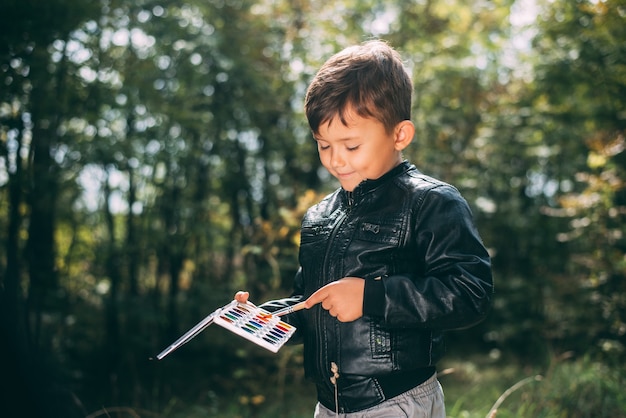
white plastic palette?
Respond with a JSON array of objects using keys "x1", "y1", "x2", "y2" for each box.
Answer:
[
  {"x1": 213, "y1": 301, "x2": 297, "y2": 353},
  {"x1": 154, "y1": 300, "x2": 297, "y2": 360}
]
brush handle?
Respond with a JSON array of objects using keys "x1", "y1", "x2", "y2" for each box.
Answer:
[
  {"x1": 272, "y1": 301, "x2": 307, "y2": 317},
  {"x1": 154, "y1": 305, "x2": 223, "y2": 360}
]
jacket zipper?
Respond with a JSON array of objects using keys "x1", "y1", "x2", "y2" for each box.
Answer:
[{"x1": 316, "y1": 190, "x2": 353, "y2": 411}]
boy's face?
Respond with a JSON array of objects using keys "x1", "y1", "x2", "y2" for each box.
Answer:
[{"x1": 314, "y1": 107, "x2": 413, "y2": 192}]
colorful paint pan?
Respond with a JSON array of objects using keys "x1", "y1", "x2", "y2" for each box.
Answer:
[{"x1": 213, "y1": 300, "x2": 297, "y2": 353}]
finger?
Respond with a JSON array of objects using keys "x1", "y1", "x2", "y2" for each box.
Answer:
[{"x1": 304, "y1": 287, "x2": 329, "y2": 309}]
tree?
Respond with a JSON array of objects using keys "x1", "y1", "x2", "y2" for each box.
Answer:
[
  {"x1": 528, "y1": 0, "x2": 626, "y2": 360},
  {"x1": 0, "y1": 0, "x2": 100, "y2": 416}
]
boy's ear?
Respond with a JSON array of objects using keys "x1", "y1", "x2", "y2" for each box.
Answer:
[{"x1": 394, "y1": 120, "x2": 415, "y2": 151}]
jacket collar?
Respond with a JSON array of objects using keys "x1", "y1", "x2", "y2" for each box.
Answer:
[{"x1": 341, "y1": 160, "x2": 411, "y2": 203}]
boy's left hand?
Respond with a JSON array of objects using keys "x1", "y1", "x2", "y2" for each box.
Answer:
[{"x1": 304, "y1": 277, "x2": 364, "y2": 322}]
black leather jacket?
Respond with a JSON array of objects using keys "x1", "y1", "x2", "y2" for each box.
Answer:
[{"x1": 263, "y1": 161, "x2": 493, "y2": 413}]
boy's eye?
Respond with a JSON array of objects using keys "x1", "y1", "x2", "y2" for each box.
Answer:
[
  {"x1": 346, "y1": 145, "x2": 359, "y2": 151},
  {"x1": 318, "y1": 144, "x2": 330, "y2": 150}
]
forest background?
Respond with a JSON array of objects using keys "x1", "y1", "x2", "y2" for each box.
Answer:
[{"x1": 1, "y1": 0, "x2": 625, "y2": 417}]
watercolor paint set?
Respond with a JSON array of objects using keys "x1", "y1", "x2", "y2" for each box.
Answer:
[
  {"x1": 154, "y1": 300, "x2": 297, "y2": 360},
  {"x1": 213, "y1": 301, "x2": 296, "y2": 353}
]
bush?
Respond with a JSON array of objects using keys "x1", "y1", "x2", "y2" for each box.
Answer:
[{"x1": 488, "y1": 356, "x2": 626, "y2": 418}]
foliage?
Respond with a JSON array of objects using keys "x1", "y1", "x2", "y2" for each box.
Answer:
[
  {"x1": 486, "y1": 356, "x2": 626, "y2": 418},
  {"x1": 1, "y1": 0, "x2": 625, "y2": 416},
  {"x1": 506, "y1": 0, "x2": 626, "y2": 361},
  {"x1": 437, "y1": 355, "x2": 626, "y2": 418}
]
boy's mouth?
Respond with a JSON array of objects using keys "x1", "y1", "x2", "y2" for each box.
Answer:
[{"x1": 334, "y1": 170, "x2": 355, "y2": 178}]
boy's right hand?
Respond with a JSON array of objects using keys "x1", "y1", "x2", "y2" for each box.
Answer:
[
  {"x1": 235, "y1": 291, "x2": 249, "y2": 304},
  {"x1": 304, "y1": 277, "x2": 364, "y2": 322}
]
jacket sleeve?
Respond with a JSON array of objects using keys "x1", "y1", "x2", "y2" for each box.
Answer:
[
  {"x1": 258, "y1": 267, "x2": 306, "y2": 343},
  {"x1": 362, "y1": 184, "x2": 493, "y2": 330}
]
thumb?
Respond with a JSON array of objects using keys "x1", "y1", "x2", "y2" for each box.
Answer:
[{"x1": 235, "y1": 291, "x2": 249, "y2": 303}]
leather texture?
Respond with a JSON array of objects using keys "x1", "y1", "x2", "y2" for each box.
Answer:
[{"x1": 262, "y1": 161, "x2": 493, "y2": 413}]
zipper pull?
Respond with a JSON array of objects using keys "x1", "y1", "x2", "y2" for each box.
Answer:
[{"x1": 330, "y1": 361, "x2": 340, "y2": 416}]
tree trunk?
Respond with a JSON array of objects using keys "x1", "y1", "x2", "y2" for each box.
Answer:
[
  {"x1": 25, "y1": 45, "x2": 62, "y2": 354},
  {"x1": 2, "y1": 111, "x2": 25, "y2": 348}
]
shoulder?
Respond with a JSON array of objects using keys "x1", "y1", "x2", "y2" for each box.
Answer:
[
  {"x1": 303, "y1": 189, "x2": 342, "y2": 220},
  {"x1": 397, "y1": 166, "x2": 465, "y2": 204},
  {"x1": 393, "y1": 168, "x2": 478, "y2": 231}
]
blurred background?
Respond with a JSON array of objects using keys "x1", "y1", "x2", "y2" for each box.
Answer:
[{"x1": 1, "y1": 0, "x2": 624, "y2": 417}]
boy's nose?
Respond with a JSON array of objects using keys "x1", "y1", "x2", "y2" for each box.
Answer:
[{"x1": 330, "y1": 149, "x2": 345, "y2": 168}]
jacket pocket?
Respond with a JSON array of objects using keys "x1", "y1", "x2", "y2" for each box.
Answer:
[
  {"x1": 354, "y1": 218, "x2": 403, "y2": 246},
  {"x1": 370, "y1": 321, "x2": 392, "y2": 359}
]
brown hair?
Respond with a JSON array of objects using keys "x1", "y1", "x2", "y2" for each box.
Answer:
[{"x1": 304, "y1": 40, "x2": 412, "y2": 135}]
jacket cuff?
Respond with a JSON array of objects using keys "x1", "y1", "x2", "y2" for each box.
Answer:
[{"x1": 363, "y1": 276, "x2": 385, "y2": 317}]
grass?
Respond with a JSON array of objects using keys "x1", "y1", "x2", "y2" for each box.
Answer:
[
  {"x1": 86, "y1": 354, "x2": 626, "y2": 417},
  {"x1": 441, "y1": 354, "x2": 626, "y2": 418}
]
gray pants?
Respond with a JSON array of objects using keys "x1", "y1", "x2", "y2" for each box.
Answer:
[{"x1": 313, "y1": 373, "x2": 446, "y2": 418}]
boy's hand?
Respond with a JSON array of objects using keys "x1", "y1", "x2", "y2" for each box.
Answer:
[
  {"x1": 304, "y1": 277, "x2": 364, "y2": 322},
  {"x1": 235, "y1": 291, "x2": 249, "y2": 304}
]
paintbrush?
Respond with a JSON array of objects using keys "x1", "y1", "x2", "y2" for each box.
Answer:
[{"x1": 269, "y1": 301, "x2": 308, "y2": 317}]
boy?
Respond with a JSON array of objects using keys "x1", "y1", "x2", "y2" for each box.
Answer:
[{"x1": 236, "y1": 39, "x2": 493, "y2": 417}]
